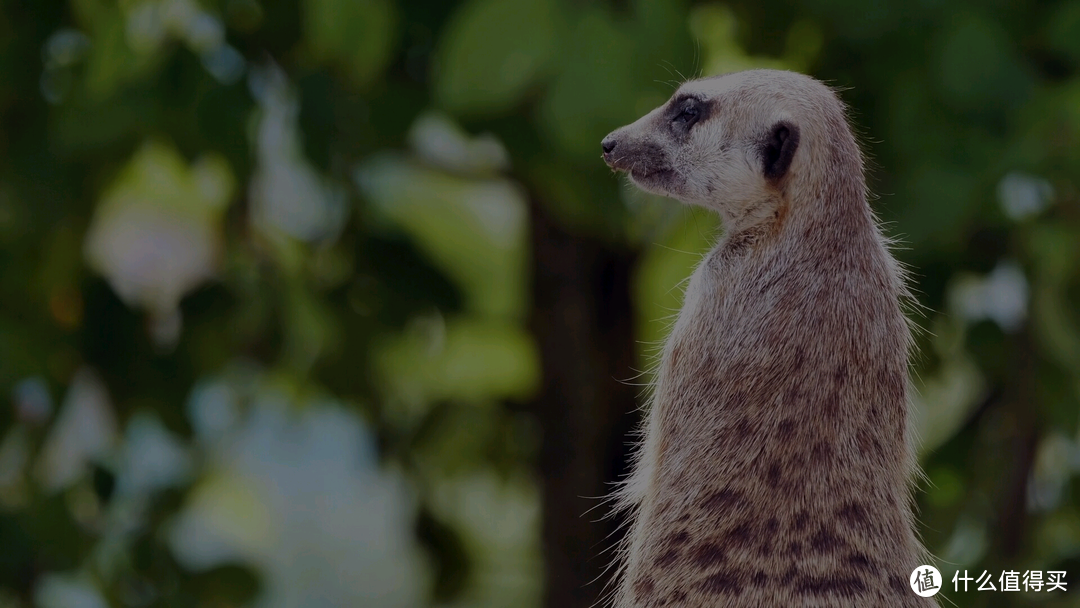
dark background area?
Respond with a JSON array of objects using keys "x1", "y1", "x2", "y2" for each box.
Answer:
[{"x1": 1, "y1": 0, "x2": 1079, "y2": 606}]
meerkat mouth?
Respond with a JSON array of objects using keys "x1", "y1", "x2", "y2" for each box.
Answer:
[
  {"x1": 630, "y1": 167, "x2": 673, "y2": 181},
  {"x1": 602, "y1": 153, "x2": 673, "y2": 182}
]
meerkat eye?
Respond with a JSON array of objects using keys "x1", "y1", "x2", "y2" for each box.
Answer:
[{"x1": 672, "y1": 102, "x2": 701, "y2": 129}]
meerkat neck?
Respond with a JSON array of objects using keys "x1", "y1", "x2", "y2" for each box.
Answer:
[{"x1": 720, "y1": 146, "x2": 871, "y2": 254}]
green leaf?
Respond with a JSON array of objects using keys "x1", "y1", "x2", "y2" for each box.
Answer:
[
  {"x1": 895, "y1": 164, "x2": 979, "y2": 252},
  {"x1": 1047, "y1": 1, "x2": 1080, "y2": 65},
  {"x1": 303, "y1": 0, "x2": 397, "y2": 87},
  {"x1": 434, "y1": 0, "x2": 558, "y2": 116},
  {"x1": 933, "y1": 13, "x2": 1032, "y2": 112},
  {"x1": 355, "y1": 155, "x2": 528, "y2": 319},
  {"x1": 376, "y1": 316, "x2": 540, "y2": 408},
  {"x1": 83, "y1": 10, "x2": 162, "y2": 100},
  {"x1": 689, "y1": 4, "x2": 789, "y2": 76}
]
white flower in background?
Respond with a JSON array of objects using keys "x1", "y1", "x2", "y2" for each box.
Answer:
[
  {"x1": 34, "y1": 573, "x2": 109, "y2": 608},
  {"x1": 12, "y1": 375, "x2": 53, "y2": 425},
  {"x1": 62, "y1": 413, "x2": 196, "y2": 588},
  {"x1": 949, "y1": 260, "x2": 1029, "y2": 332},
  {"x1": 187, "y1": 377, "x2": 243, "y2": 443},
  {"x1": 114, "y1": 413, "x2": 193, "y2": 498},
  {"x1": 84, "y1": 141, "x2": 234, "y2": 346},
  {"x1": 939, "y1": 514, "x2": 989, "y2": 568},
  {"x1": 35, "y1": 368, "x2": 118, "y2": 493},
  {"x1": 169, "y1": 384, "x2": 428, "y2": 608},
  {"x1": 123, "y1": 0, "x2": 244, "y2": 83},
  {"x1": 1028, "y1": 433, "x2": 1076, "y2": 512},
  {"x1": 43, "y1": 29, "x2": 91, "y2": 69},
  {"x1": 39, "y1": 28, "x2": 92, "y2": 103},
  {"x1": 407, "y1": 112, "x2": 509, "y2": 175},
  {"x1": 248, "y1": 65, "x2": 347, "y2": 244},
  {"x1": 998, "y1": 171, "x2": 1054, "y2": 221},
  {"x1": 427, "y1": 472, "x2": 542, "y2": 608}
]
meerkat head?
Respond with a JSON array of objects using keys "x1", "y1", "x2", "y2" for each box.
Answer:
[{"x1": 602, "y1": 70, "x2": 853, "y2": 229}]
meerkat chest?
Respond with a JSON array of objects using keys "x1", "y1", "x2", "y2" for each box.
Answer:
[
  {"x1": 664, "y1": 265, "x2": 716, "y2": 369},
  {"x1": 663, "y1": 246, "x2": 748, "y2": 372}
]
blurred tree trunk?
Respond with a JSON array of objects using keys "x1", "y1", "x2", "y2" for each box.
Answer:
[
  {"x1": 995, "y1": 330, "x2": 1040, "y2": 558},
  {"x1": 527, "y1": 194, "x2": 641, "y2": 608}
]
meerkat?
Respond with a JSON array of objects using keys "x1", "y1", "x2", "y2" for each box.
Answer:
[{"x1": 600, "y1": 70, "x2": 936, "y2": 607}]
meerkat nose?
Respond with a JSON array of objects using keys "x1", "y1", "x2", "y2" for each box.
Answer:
[{"x1": 601, "y1": 135, "x2": 617, "y2": 154}]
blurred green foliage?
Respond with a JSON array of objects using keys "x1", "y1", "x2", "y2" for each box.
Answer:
[{"x1": 0, "y1": 0, "x2": 1079, "y2": 607}]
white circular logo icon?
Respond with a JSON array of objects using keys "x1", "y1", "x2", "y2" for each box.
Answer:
[{"x1": 910, "y1": 565, "x2": 942, "y2": 597}]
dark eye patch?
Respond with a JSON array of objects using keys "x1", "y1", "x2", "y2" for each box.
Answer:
[{"x1": 667, "y1": 94, "x2": 707, "y2": 131}]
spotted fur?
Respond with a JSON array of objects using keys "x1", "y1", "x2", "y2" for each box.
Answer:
[{"x1": 600, "y1": 70, "x2": 936, "y2": 607}]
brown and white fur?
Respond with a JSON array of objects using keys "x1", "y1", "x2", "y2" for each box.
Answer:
[{"x1": 600, "y1": 70, "x2": 936, "y2": 607}]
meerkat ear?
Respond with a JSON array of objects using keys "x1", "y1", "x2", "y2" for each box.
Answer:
[{"x1": 761, "y1": 121, "x2": 800, "y2": 181}]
